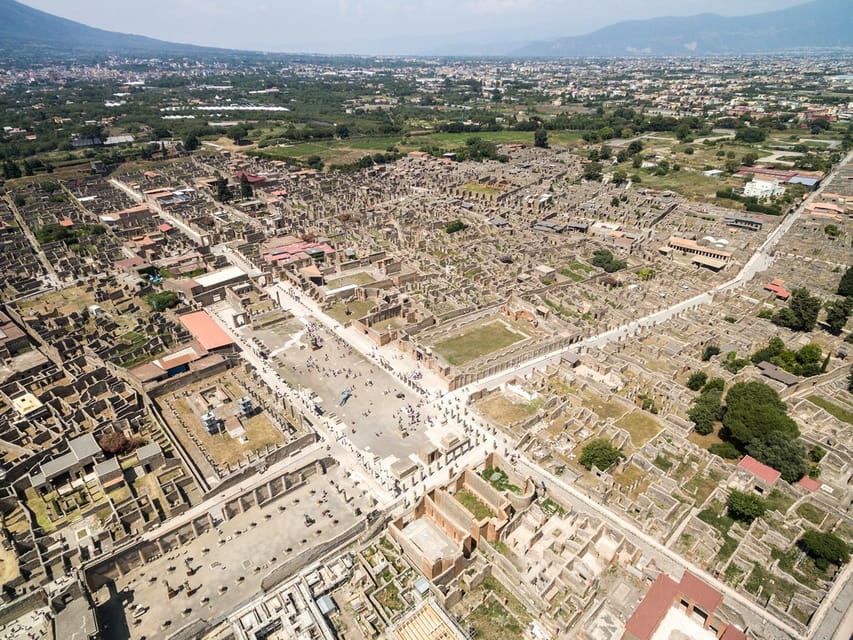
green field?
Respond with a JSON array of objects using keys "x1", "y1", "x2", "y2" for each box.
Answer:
[
  {"x1": 251, "y1": 129, "x2": 585, "y2": 165},
  {"x1": 432, "y1": 322, "x2": 524, "y2": 366}
]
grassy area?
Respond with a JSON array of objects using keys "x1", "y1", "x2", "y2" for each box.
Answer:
[
  {"x1": 688, "y1": 423, "x2": 725, "y2": 450},
  {"x1": 581, "y1": 392, "x2": 629, "y2": 421},
  {"x1": 325, "y1": 272, "x2": 376, "y2": 288},
  {"x1": 477, "y1": 393, "x2": 541, "y2": 426},
  {"x1": 540, "y1": 497, "x2": 567, "y2": 517},
  {"x1": 796, "y1": 503, "x2": 826, "y2": 526},
  {"x1": 684, "y1": 470, "x2": 724, "y2": 506},
  {"x1": 465, "y1": 597, "x2": 523, "y2": 640},
  {"x1": 771, "y1": 546, "x2": 829, "y2": 589},
  {"x1": 481, "y1": 467, "x2": 522, "y2": 493},
  {"x1": 455, "y1": 489, "x2": 496, "y2": 521},
  {"x1": 432, "y1": 321, "x2": 524, "y2": 366},
  {"x1": 374, "y1": 582, "x2": 404, "y2": 612},
  {"x1": 808, "y1": 396, "x2": 853, "y2": 425},
  {"x1": 613, "y1": 464, "x2": 651, "y2": 500},
  {"x1": 463, "y1": 182, "x2": 504, "y2": 195},
  {"x1": 24, "y1": 488, "x2": 55, "y2": 532},
  {"x1": 744, "y1": 563, "x2": 798, "y2": 605},
  {"x1": 697, "y1": 500, "x2": 738, "y2": 562},
  {"x1": 169, "y1": 388, "x2": 285, "y2": 468},
  {"x1": 653, "y1": 455, "x2": 673, "y2": 472},
  {"x1": 325, "y1": 299, "x2": 375, "y2": 324},
  {"x1": 614, "y1": 412, "x2": 662, "y2": 447},
  {"x1": 765, "y1": 488, "x2": 795, "y2": 515},
  {"x1": 0, "y1": 546, "x2": 20, "y2": 585}
]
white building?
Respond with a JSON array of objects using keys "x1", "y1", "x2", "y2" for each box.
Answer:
[{"x1": 743, "y1": 178, "x2": 785, "y2": 200}]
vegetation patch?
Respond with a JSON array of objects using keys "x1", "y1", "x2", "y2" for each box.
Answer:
[{"x1": 433, "y1": 322, "x2": 524, "y2": 366}]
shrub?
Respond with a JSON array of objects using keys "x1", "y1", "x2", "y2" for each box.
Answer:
[
  {"x1": 709, "y1": 442, "x2": 741, "y2": 459},
  {"x1": 701, "y1": 345, "x2": 720, "y2": 361},
  {"x1": 445, "y1": 220, "x2": 469, "y2": 234},
  {"x1": 686, "y1": 372, "x2": 708, "y2": 391},
  {"x1": 798, "y1": 529, "x2": 851, "y2": 570}
]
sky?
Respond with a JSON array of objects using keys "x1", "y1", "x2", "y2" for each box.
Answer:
[{"x1": 20, "y1": 0, "x2": 809, "y2": 55}]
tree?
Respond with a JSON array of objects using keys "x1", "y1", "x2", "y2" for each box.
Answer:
[
  {"x1": 3, "y1": 160, "x2": 21, "y2": 179},
  {"x1": 214, "y1": 176, "x2": 232, "y2": 203},
  {"x1": 688, "y1": 385, "x2": 723, "y2": 435},
  {"x1": 746, "y1": 431, "x2": 807, "y2": 483},
  {"x1": 838, "y1": 267, "x2": 853, "y2": 297},
  {"x1": 612, "y1": 169, "x2": 628, "y2": 185},
  {"x1": 627, "y1": 140, "x2": 643, "y2": 156},
  {"x1": 735, "y1": 127, "x2": 767, "y2": 143},
  {"x1": 579, "y1": 439, "x2": 623, "y2": 471},
  {"x1": 583, "y1": 162, "x2": 602, "y2": 181},
  {"x1": 182, "y1": 134, "x2": 199, "y2": 152},
  {"x1": 335, "y1": 124, "x2": 350, "y2": 139},
  {"x1": 228, "y1": 125, "x2": 249, "y2": 144},
  {"x1": 534, "y1": 129, "x2": 549, "y2": 149},
  {"x1": 709, "y1": 442, "x2": 741, "y2": 459},
  {"x1": 726, "y1": 489, "x2": 767, "y2": 523},
  {"x1": 723, "y1": 381, "x2": 798, "y2": 445},
  {"x1": 798, "y1": 529, "x2": 851, "y2": 570},
  {"x1": 772, "y1": 288, "x2": 821, "y2": 332},
  {"x1": 686, "y1": 371, "x2": 708, "y2": 391},
  {"x1": 741, "y1": 152, "x2": 759, "y2": 167},
  {"x1": 240, "y1": 174, "x2": 253, "y2": 199}
]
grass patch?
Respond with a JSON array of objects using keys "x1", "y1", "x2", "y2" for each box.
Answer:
[
  {"x1": 765, "y1": 488, "x2": 794, "y2": 515},
  {"x1": 807, "y1": 396, "x2": 853, "y2": 425},
  {"x1": 24, "y1": 488, "x2": 54, "y2": 532},
  {"x1": 374, "y1": 582, "x2": 404, "y2": 612},
  {"x1": 480, "y1": 467, "x2": 521, "y2": 494},
  {"x1": 325, "y1": 299, "x2": 375, "y2": 324},
  {"x1": 432, "y1": 321, "x2": 524, "y2": 366},
  {"x1": 463, "y1": 182, "x2": 504, "y2": 195},
  {"x1": 540, "y1": 498, "x2": 567, "y2": 517},
  {"x1": 455, "y1": 489, "x2": 495, "y2": 521},
  {"x1": 697, "y1": 500, "x2": 739, "y2": 562},
  {"x1": 796, "y1": 503, "x2": 826, "y2": 526},
  {"x1": 684, "y1": 470, "x2": 724, "y2": 506},
  {"x1": 325, "y1": 272, "x2": 376, "y2": 288},
  {"x1": 581, "y1": 393, "x2": 628, "y2": 421},
  {"x1": 477, "y1": 393, "x2": 541, "y2": 426},
  {"x1": 614, "y1": 412, "x2": 662, "y2": 447},
  {"x1": 465, "y1": 597, "x2": 523, "y2": 640},
  {"x1": 653, "y1": 455, "x2": 673, "y2": 471}
]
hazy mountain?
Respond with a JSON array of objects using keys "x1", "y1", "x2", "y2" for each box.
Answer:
[
  {"x1": 513, "y1": 0, "x2": 853, "y2": 57},
  {"x1": 0, "y1": 0, "x2": 227, "y2": 56}
]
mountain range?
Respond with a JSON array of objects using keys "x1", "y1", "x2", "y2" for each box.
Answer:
[
  {"x1": 0, "y1": 0, "x2": 851, "y2": 58},
  {"x1": 0, "y1": 0, "x2": 223, "y2": 56},
  {"x1": 514, "y1": 0, "x2": 852, "y2": 57}
]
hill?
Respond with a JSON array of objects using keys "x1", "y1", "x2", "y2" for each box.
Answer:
[
  {"x1": 513, "y1": 0, "x2": 853, "y2": 57},
  {"x1": 0, "y1": 0, "x2": 228, "y2": 56}
]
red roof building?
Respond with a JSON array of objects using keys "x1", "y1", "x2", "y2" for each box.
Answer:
[
  {"x1": 764, "y1": 278, "x2": 791, "y2": 300},
  {"x1": 738, "y1": 455, "x2": 781, "y2": 486},
  {"x1": 798, "y1": 476, "x2": 821, "y2": 492},
  {"x1": 179, "y1": 311, "x2": 235, "y2": 351},
  {"x1": 624, "y1": 572, "x2": 747, "y2": 640}
]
